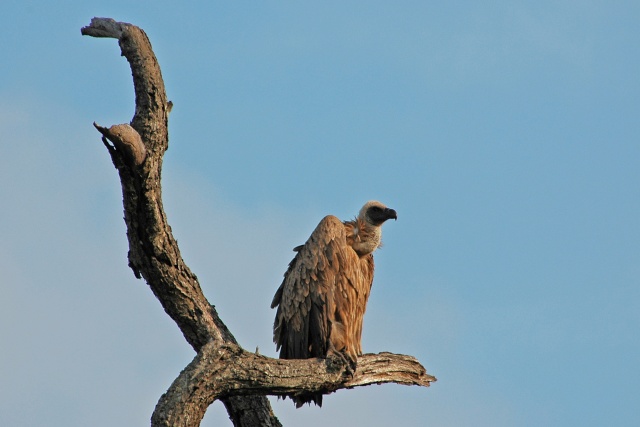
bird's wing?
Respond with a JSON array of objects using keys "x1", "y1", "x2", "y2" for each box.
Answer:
[{"x1": 272, "y1": 215, "x2": 361, "y2": 360}]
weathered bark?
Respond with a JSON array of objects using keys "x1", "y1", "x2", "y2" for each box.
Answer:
[
  {"x1": 82, "y1": 17, "x2": 281, "y2": 427},
  {"x1": 152, "y1": 344, "x2": 435, "y2": 427},
  {"x1": 81, "y1": 17, "x2": 435, "y2": 427}
]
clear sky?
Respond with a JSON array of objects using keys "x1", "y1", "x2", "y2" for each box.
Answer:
[{"x1": 1, "y1": 1, "x2": 639, "y2": 426}]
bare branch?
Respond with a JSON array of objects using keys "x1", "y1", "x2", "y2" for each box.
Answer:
[
  {"x1": 345, "y1": 352, "x2": 436, "y2": 388},
  {"x1": 83, "y1": 17, "x2": 282, "y2": 427},
  {"x1": 83, "y1": 17, "x2": 434, "y2": 427},
  {"x1": 94, "y1": 122, "x2": 147, "y2": 166},
  {"x1": 152, "y1": 343, "x2": 436, "y2": 427},
  {"x1": 81, "y1": 17, "x2": 126, "y2": 38},
  {"x1": 83, "y1": 16, "x2": 223, "y2": 349}
]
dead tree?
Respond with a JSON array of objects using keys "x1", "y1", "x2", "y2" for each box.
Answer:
[{"x1": 81, "y1": 17, "x2": 435, "y2": 427}]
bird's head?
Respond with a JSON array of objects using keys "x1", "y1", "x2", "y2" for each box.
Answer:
[{"x1": 359, "y1": 200, "x2": 397, "y2": 227}]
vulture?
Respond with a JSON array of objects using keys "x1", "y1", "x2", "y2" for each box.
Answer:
[{"x1": 271, "y1": 200, "x2": 397, "y2": 407}]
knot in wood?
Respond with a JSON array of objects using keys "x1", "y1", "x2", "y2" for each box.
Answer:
[{"x1": 94, "y1": 122, "x2": 147, "y2": 166}]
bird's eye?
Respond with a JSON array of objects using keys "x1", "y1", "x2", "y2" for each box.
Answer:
[{"x1": 370, "y1": 206, "x2": 382, "y2": 212}]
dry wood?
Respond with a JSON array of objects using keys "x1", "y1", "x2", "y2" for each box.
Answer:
[
  {"x1": 152, "y1": 343, "x2": 435, "y2": 427},
  {"x1": 94, "y1": 123, "x2": 147, "y2": 166},
  {"x1": 81, "y1": 17, "x2": 435, "y2": 427},
  {"x1": 82, "y1": 17, "x2": 281, "y2": 427}
]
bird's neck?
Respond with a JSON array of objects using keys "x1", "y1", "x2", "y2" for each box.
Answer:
[{"x1": 346, "y1": 217, "x2": 381, "y2": 257}]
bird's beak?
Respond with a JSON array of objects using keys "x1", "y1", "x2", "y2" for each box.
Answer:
[{"x1": 385, "y1": 208, "x2": 398, "y2": 221}]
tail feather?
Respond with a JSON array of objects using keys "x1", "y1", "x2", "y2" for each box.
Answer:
[{"x1": 293, "y1": 393, "x2": 323, "y2": 408}]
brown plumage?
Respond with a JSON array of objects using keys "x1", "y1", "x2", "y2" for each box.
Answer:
[{"x1": 271, "y1": 201, "x2": 397, "y2": 407}]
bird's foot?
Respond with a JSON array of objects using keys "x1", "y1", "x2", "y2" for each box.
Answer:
[{"x1": 326, "y1": 349, "x2": 357, "y2": 378}]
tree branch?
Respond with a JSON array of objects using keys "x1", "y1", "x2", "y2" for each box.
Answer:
[
  {"x1": 82, "y1": 17, "x2": 282, "y2": 427},
  {"x1": 82, "y1": 17, "x2": 435, "y2": 427},
  {"x1": 152, "y1": 343, "x2": 436, "y2": 427},
  {"x1": 94, "y1": 122, "x2": 147, "y2": 167}
]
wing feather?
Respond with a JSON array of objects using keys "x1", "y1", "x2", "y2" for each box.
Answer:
[
  {"x1": 271, "y1": 215, "x2": 376, "y2": 406},
  {"x1": 272, "y1": 215, "x2": 375, "y2": 359},
  {"x1": 272, "y1": 215, "x2": 347, "y2": 359}
]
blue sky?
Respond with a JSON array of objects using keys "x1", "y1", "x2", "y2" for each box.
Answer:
[{"x1": 1, "y1": 1, "x2": 639, "y2": 426}]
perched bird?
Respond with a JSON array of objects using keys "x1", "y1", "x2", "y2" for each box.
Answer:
[{"x1": 271, "y1": 201, "x2": 397, "y2": 407}]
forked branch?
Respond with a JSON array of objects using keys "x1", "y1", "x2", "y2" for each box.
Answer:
[
  {"x1": 153, "y1": 343, "x2": 435, "y2": 427},
  {"x1": 82, "y1": 17, "x2": 282, "y2": 427},
  {"x1": 82, "y1": 17, "x2": 434, "y2": 427}
]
